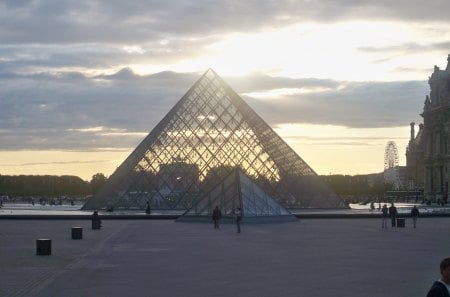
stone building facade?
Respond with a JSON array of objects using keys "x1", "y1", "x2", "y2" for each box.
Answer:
[
  {"x1": 417, "y1": 55, "x2": 450, "y2": 202},
  {"x1": 406, "y1": 122, "x2": 424, "y2": 190}
]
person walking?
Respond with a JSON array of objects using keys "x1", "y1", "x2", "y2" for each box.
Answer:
[
  {"x1": 91, "y1": 210, "x2": 102, "y2": 229},
  {"x1": 234, "y1": 207, "x2": 242, "y2": 233},
  {"x1": 381, "y1": 204, "x2": 388, "y2": 229},
  {"x1": 145, "y1": 201, "x2": 151, "y2": 214},
  {"x1": 388, "y1": 202, "x2": 398, "y2": 227},
  {"x1": 212, "y1": 206, "x2": 222, "y2": 229},
  {"x1": 426, "y1": 257, "x2": 450, "y2": 297},
  {"x1": 411, "y1": 205, "x2": 419, "y2": 228}
]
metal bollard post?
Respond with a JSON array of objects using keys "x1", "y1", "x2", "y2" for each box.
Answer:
[
  {"x1": 36, "y1": 239, "x2": 51, "y2": 255},
  {"x1": 71, "y1": 227, "x2": 83, "y2": 239}
]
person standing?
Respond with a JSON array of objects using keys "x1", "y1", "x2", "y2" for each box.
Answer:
[
  {"x1": 381, "y1": 204, "x2": 388, "y2": 229},
  {"x1": 411, "y1": 205, "x2": 419, "y2": 228},
  {"x1": 145, "y1": 201, "x2": 151, "y2": 214},
  {"x1": 388, "y1": 203, "x2": 398, "y2": 227},
  {"x1": 212, "y1": 206, "x2": 222, "y2": 229},
  {"x1": 427, "y1": 257, "x2": 450, "y2": 297},
  {"x1": 234, "y1": 207, "x2": 242, "y2": 233},
  {"x1": 92, "y1": 210, "x2": 102, "y2": 229}
]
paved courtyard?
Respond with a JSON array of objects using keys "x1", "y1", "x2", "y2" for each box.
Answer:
[{"x1": 1, "y1": 217, "x2": 448, "y2": 297}]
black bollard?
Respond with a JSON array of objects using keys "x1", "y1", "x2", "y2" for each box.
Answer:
[
  {"x1": 396, "y1": 218, "x2": 405, "y2": 228},
  {"x1": 71, "y1": 227, "x2": 83, "y2": 239},
  {"x1": 36, "y1": 239, "x2": 51, "y2": 255}
]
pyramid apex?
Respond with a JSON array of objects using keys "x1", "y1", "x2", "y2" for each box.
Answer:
[{"x1": 202, "y1": 68, "x2": 219, "y2": 78}]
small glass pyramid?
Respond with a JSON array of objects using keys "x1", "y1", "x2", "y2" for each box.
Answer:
[{"x1": 177, "y1": 167, "x2": 297, "y2": 223}]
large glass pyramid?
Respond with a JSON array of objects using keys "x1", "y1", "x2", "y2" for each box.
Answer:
[
  {"x1": 177, "y1": 167, "x2": 297, "y2": 223},
  {"x1": 82, "y1": 69, "x2": 346, "y2": 211}
]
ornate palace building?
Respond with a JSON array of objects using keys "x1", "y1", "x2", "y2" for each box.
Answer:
[
  {"x1": 406, "y1": 122, "x2": 424, "y2": 190},
  {"x1": 407, "y1": 55, "x2": 450, "y2": 202}
]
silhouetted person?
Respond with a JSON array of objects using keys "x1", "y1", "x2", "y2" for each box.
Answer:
[
  {"x1": 234, "y1": 207, "x2": 242, "y2": 233},
  {"x1": 92, "y1": 210, "x2": 102, "y2": 229},
  {"x1": 145, "y1": 201, "x2": 151, "y2": 214},
  {"x1": 389, "y1": 203, "x2": 398, "y2": 227},
  {"x1": 411, "y1": 205, "x2": 419, "y2": 228},
  {"x1": 381, "y1": 204, "x2": 388, "y2": 229},
  {"x1": 212, "y1": 206, "x2": 222, "y2": 229},
  {"x1": 427, "y1": 257, "x2": 450, "y2": 297}
]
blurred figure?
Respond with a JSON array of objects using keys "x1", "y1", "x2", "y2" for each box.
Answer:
[
  {"x1": 381, "y1": 204, "x2": 388, "y2": 229},
  {"x1": 234, "y1": 207, "x2": 242, "y2": 233},
  {"x1": 389, "y1": 203, "x2": 398, "y2": 227},
  {"x1": 92, "y1": 210, "x2": 102, "y2": 229},
  {"x1": 411, "y1": 205, "x2": 419, "y2": 228},
  {"x1": 212, "y1": 206, "x2": 222, "y2": 229}
]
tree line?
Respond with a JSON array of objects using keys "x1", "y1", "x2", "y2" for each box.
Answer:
[
  {"x1": 321, "y1": 173, "x2": 394, "y2": 203},
  {"x1": 0, "y1": 172, "x2": 391, "y2": 203},
  {"x1": 0, "y1": 173, "x2": 108, "y2": 199}
]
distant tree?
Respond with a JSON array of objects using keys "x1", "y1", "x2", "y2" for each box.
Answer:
[
  {"x1": 0, "y1": 175, "x2": 90, "y2": 198},
  {"x1": 90, "y1": 173, "x2": 108, "y2": 195},
  {"x1": 321, "y1": 173, "x2": 393, "y2": 203}
]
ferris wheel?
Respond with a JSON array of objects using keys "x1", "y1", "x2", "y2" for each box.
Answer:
[
  {"x1": 384, "y1": 141, "x2": 402, "y2": 189},
  {"x1": 384, "y1": 141, "x2": 399, "y2": 169}
]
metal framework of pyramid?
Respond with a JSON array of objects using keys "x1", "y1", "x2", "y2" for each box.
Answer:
[
  {"x1": 177, "y1": 167, "x2": 297, "y2": 223},
  {"x1": 83, "y1": 69, "x2": 345, "y2": 211}
]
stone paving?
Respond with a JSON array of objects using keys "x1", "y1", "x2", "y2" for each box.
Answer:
[{"x1": 1, "y1": 217, "x2": 449, "y2": 297}]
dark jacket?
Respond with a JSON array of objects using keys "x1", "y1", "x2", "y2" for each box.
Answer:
[
  {"x1": 411, "y1": 207, "x2": 419, "y2": 217},
  {"x1": 388, "y1": 205, "x2": 398, "y2": 217},
  {"x1": 427, "y1": 281, "x2": 450, "y2": 297},
  {"x1": 212, "y1": 208, "x2": 222, "y2": 220}
]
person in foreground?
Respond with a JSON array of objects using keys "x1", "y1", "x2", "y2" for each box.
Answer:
[{"x1": 427, "y1": 257, "x2": 450, "y2": 297}]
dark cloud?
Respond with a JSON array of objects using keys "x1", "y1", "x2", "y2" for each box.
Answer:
[
  {"x1": 0, "y1": 69, "x2": 201, "y2": 150},
  {"x1": 0, "y1": 69, "x2": 429, "y2": 150},
  {"x1": 359, "y1": 41, "x2": 450, "y2": 55},
  {"x1": 1, "y1": 0, "x2": 449, "y2": 45},
  {"x1": 245, "y1": 80, "x2": 428, "y2": 128}
]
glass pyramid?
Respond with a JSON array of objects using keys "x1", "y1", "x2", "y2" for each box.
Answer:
[
  {"x1": 82, "y1": 69, "x2": 346, "y2": 211},
  {"x1": 177, "y1": 168, "x2": 297, "y2": 223}
]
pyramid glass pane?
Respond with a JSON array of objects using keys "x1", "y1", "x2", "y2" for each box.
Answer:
[{"x1": 83, "y1": 69, "x2": 346, "y2": 211}]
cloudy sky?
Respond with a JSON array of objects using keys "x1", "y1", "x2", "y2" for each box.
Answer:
[{"x1": 1, "y1": 0, "x2": 449, "y2": 180}]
